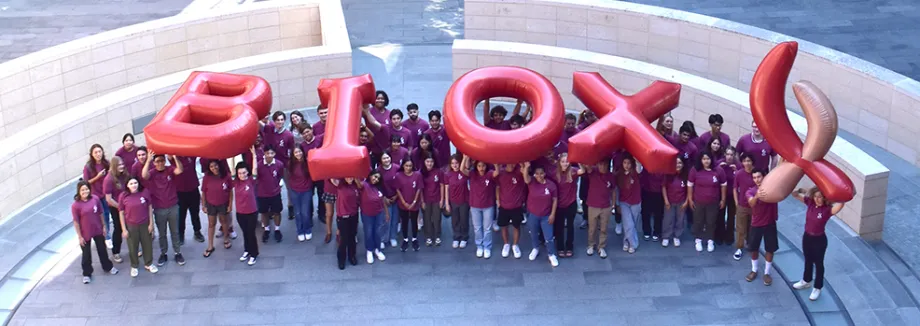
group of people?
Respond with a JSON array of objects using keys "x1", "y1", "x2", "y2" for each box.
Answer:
[{"x1": 71, "y1": 90, "x2": 844, "y2": 300}]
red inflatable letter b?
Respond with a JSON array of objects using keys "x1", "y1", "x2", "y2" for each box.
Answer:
[
  {"x1": 144, "y1": 72, "x2": 272, "y2": 159},
  {"x1": 307, "y1": 74, "x2": 376, "y2": 180}
]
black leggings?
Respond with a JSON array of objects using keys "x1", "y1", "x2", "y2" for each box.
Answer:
[
  {"x1": 110, "y1": 209, "x2": 124, "y2": 254},
  {"x1": 237, "y1": 212, "x2": 259, "y2": 258},
  {"x1": 554, "y1": 203, "x2": 577, "y2": 251},
  {"x1": 178, "y1": 191, "x2": 202, "y2": 236},
  {"x1": 399, "y1": 209, "x2": 419, "y2": 240},
  {"x1": 81, "y1": 235, "x2": 113, "y2": 276},
  {"x1": 641, "y1": 190, "x2": 664, "y2": 237},
  {"x1": 803, "y1": 233, "x2": 828, "y2": 289}
]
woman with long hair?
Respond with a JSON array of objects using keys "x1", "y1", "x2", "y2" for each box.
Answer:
[
  {"x1": 377, "y1": 153, "x2": 401, "y2": 248},
  {"x1": 411, "y1": 134, "x2": 440, "y2": 169},
  {"x1": 716, "y1": 146, "x2": 739, "y2": 246},
  {"x1": 444, "y1": 154, "x2": 471, "y2": 249},
  {"x1": 359, "y1": 170, "x2": 389, "y2": 264},
  {"x1": 73, "y1": 181, "x2": 118, "y2": 283},
  {"x1": 119, "y1": 177, "x2": 157, "y2": 277},
  {"x1": 617, "y1": 154, "x2": 642, "y2": 253},
  {"x1": 551, "y1": 153, "x2": 579, "y2": 257},
  {"x1": 201, "y1": 159, "x2": 233, "y2": 257},
  {"x1": 791, "y1": 187, "x2": 845, "y2": 301},
  {"x1": 687, "y1": 151, "x2": 727, "y2": 253},
  {"x1": 287, "y1": 147, "x2": 314, "y2": 241},
  {"x1": 234, "y1": 147, "x2": 260, "y2": 266},
  {"x1": 706, "y1": 137, "x2": 726, "y2": 162},
  {"x1": 419, "y1": 154, "x2": 444, "y2": 246},
  {"x1": 661, "y1": 157, "x2": 690, "y2": 247},
  {"x1": 395, "y1": 159, "x2": 423, "y2": 251},
  {"x1": 287, "y1": 110, "x2": 307, "y2": 221},
  {"x1": 655, "y1": 114, "x2": 677, "y2": 140},
  {"x1": 83, "y1": 144, "x2": 112, "y2": 247},
  {"x1": 103, "y1": 156, "x2": 130, "y2": 263},
  {"x1": 469, "y1": 159, "x2": 499, "y2": 258},
  {"x1": 520, "y1": 162, "x2": 559, "y2": 267}
]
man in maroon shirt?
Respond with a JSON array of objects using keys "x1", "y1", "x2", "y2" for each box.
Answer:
[
  {"x1": 744, "y1": 169, "x2": 779, "y2": 286},
  {"x1": 403, "y1": 103, "x2": 430, "y2": 149},
  {"x1": 424, "y1": 110, "x2": 451, "y2": 167},
  {"x1": 312, "y1": 106, "x2": 328, "y2": 137},
  {"x1": 732, "y1": 154, "x2": 756, "y2": 260},
  {"x1": 736, "y1": 121, "x2": 777, "y2": 172},
  {"x1": 141, "y1": 152, "x2": 186, "y2": 267}
]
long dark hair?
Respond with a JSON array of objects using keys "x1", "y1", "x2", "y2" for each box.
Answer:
[
  {"x1": 74, "y1": 181, "x2": 92, "y2": 201},
  {"x1": 677, "y1": 157, "x2": 690, "y2": 181},
  {"x1": 706, "y1": 137, "x2": 724, "y2": 159},
  {"x1": 126, "y1": 176, "x2": 146, "y2": 194},
  {"x1": 86, "y1": 143, "x2": 110, "y2": 176},
  {"x1": 289, "y1": 110, "x2": 305, "y2": 132},
  {"x1": 108, "y1": 156, "x2": 129, "y2": 190},
  {"x1": 288, "y1": 147, "x2": 310, "y2": 178},
  {"x1": 419, "y1": 152, "x2": 436, "y2": 178},
  {"x1": 368, "y1": 170, "x2": 385, "y2": 191},
  {"x1": 207, "y1": 159, "x2": 228, "y2": 178},
  {"x1": 696, "y1": 151, "x2": 714, "y2": 171}
]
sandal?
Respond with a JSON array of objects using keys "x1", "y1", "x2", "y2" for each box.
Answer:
[
  {"x1": 557, "y1": 250, "x2": 566, "y2": 257},
  {"x1": 224, "y1": 241, "x2": 232, "y2": 249},
  {"x1": 565, "y1": 250, "x2": 573, "y2": 257},
  {"x1": 203, "y1": 248, "x2": 215, "y2": 258}
]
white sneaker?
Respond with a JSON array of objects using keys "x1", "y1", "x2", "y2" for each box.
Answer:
[
  {"x1": 622, "y1": 244, "x2": 629, "y2": 252},
  {"x1": 298, "y1": 234, "x2": 306, "y2": 242},
  {"x1": 109, "y1": 267, "x2": 119, "y2": 275},
  {"x1": 628, "y1": 247, "x2": 636, "y2": 254},
  {"x1": 83, "y1": 276, "x2": 91, "y2": 284},
  {"x1": 695, "y1": 239, "x2": 703, "y2": 252},
  {"x1": 230, "y1": 231, "x2": 238, "y2": 239},
  {"x1": 215, "y1": 230, "x2": 223, "y2": 238},
  {"x1": 587, "y1": 246, "x2": 595, "y2": 256},
  {"x1": 476, "y1": 248, "x2": 484, "y2": 258},
  {"x1": 381, "y1": 242, "x2": 387, "y2": 250},
  {"x1": 492, "y1": 224, "x2": 499, "y2": 232},
  {"x1": 615, "y1": 223, "x2": 623, "y2": 235},
  {"x1": 707, "y1": 240, "x2": 715, "y2": 252},
  {"x1": 145, "y1": 265, "x2": 158, "y2": 274},
  {"x1": 793, "y1": 280, "x2": 812, "y2": 290},
  {"x1": 305, "y1": 233, "x2": 313, "y2": 241},
  {"x1": 452, "y1": 240, "x2": 460, "y2": 249},
  {"x1": 240, "y1": 252, "x2": 250, "y2": 262},
  {"x1": 247, "y1": 257, "x2": 257, "y2": 266},
  {"x1": 130, "y1": 268, "x2": 139, "y2": 277},
  {"x1": 484, "y1": 249, "x2": 492, "y2": 259},
  {"x1": 809, "y1": 288, "x2": 821, "y2": 301},
  {"x1": 549, "y1": 255, "x2": 559, "y2": 267},
  {"x1": 390, "y1": 239, "x2": 398, "y2": 247},
  {"x1": 529, "y1": 249, "x2": 539, "y2": 261},
  {"x1": 459, "y1": 241, "x2": 468, "y2": 248},
  {"x1": 599, "y1": 248, "x2": 608, "y2": 259},
  {"x1": 367, "y1": 251, "x2": 375, "y2": 264},
  {"x1": 733, "y1": 249, "x2": 743, "y2": 261},
  {"x1": 105, "y1": 239, "x2": 113, "y2": 249},
  {"x1": 502, "y1": 244, "x2": 511, "y2": 258},
  {"x1": 662, "y1": 239, "x2": 670, "y2": 247},
  {"x1": 512, "y1": 245, "x2": 522, "y2": 259},
  {"x1": 522, "y1": 216, "x2": 528, "y2": 224},
  {"x1": 375, "y1": 249, "x2": 386, "y2": 261},
  {"x1": 673, "y1": 238, "x2": 681, "y2": 247}
]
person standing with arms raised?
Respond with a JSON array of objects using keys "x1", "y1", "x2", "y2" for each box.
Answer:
[
  {"x1": 141, "y1": 151, "x2": 185, "y2": 267},
  {"x1": 790, "y1": 187, "x2": 845, "y2": 301}
]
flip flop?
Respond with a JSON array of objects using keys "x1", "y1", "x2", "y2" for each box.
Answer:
[
  {"x1": 203, "y1": 248, "x2": 215, "y2": 258},
  {"x1": 224, "y1": 241, "x2": 232, "y2": 249}
]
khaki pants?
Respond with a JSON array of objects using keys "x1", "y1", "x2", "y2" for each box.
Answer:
[
  {"x1": 586, "y1": 206, "x2": 612, "y2": 249},
  {"x1": 735, "y1": 206, "x2": 752, "y2": 250}
]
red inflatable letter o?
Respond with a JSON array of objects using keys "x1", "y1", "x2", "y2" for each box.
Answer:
[
  {"x1": 307, "y1": 74, "x2": 376, "y2": 180},
  {"x1": 144, "y1": 72, "x2": 272, "y2": 159},
  {"x1": 444, "y1": 66, "x2": 565, "y2": 164}
]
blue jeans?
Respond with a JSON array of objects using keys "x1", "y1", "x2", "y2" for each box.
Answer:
[
  {"x1": 292, "y1": 189, "x2": 314, "y2": 235},
  {"x1": 470, "y1": 207, "x2": 494, "y2": 249},
  {"x1": 527, "y1": 213, "x2": 555, "y2": 253},
  {"x1": 362, "y1": 211, "x2": 385, "y2": 251},
  {"x1": 619, "y1": 201, "x2": 642, "y2": 248},
  {"x1": 379, "y1": 204, "x2": 400, "y2": 245},
  {"x1": 101, "y1": 200, "x2": 112, "y2": 240}
]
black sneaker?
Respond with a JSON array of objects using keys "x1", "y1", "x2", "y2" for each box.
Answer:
[
  {"x1": 194, "y1": 232, "x2": 205, "y2": 243},
  {"x1": 412, "y1": 239, "x2": 420, "y2": 251},
  {"x1": 274, "y1": 230, "x2": 283, "y2": 243},
  {"x1": 175, "y1": 253, "x2": 186, "y2": 266},
  {"x1": 349, "y1": 256, "x2": 358, "y2": 266},
  {"x1": 288, "y1": 209, "x2": 295, "y2": 220},
  {"x1": 338, "y1": 260, "x2": 345, "y2": 270},
  {"x1": 262, "y1": 230, "x2": 270, "y2": 243},
  {"x1": 401, "y1": 239, "x2": 409, "y2": 252},
  {"x1": 157, "y1": 254, "x2": 168, "y2": 266}
]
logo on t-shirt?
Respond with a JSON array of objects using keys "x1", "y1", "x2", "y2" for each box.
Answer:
[
  {"x1": 93, "y1": 205, "x2": 98, "y2": 213},
  {"x1": 712, "y1": 176, "x2": 718, "y2": 183},
  {"x1": 244, "y1": 185, "x2": 250, "y2": 191},
  {"x1": 412, "y1": 181, "x2": 417, "y2": 188},
  {"x1": 400, "y1": 137, "x2": 405, "y2": 144},
  {"x1": 680, "y1": 181, "x2": 686, "y2": 188},
  {"x1": 272, "y1": 170, "x2": 278, "y2": 178},
  {"x1": 606, "y1": 181, "x2": 612, "y2": 188},
  {"x1": 438, "y1": 135, "x2": 443, "y2": 141},
  {"x1": 761, "y1": 149, "x2": 767, "y2": 156},
  {"x1": 485, "y1": 180, "x2": 490, "y2": 186},
  {"x1": 458, "y1": 173, "x2": 462, "y2": 180},
  {"x1": 817, "y1": 213, "x2": 823, "y2": 220},
  {"x1": 167, "y1": 175, "x2": 172, "y2": 181},
  {"x1": 417, "y1": 129, "x2": 422, "y2": 135},
  {"x1": 512, "y1": 177, "x2": 517, "y2": 184},
  {"x1": 544, "y1": 187, "x2": 550, "y2": 195},
  {"x1": 222, "y1": 183, "x2": 227, "y2": 190},
  {"x1": 279, "y1": 139, "x2": 285, "y2": 148},
  {"x1": 683, "y1": 152, "x2": 689, "y2": 159},
  {"x1": 629, "y1": 178, "x2": 634, "y2": 185},
  {"x1": 377, "y1": 190, "x2": 383, "y2": 197},
  {"x1": 140, "y1": 196, "x2": 146, "y2": 204}
]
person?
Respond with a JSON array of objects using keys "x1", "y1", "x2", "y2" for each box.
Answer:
[
  {"x1": 706, "y1": 137, "x2": 725, "y2": 162},
  {"x1": 103, "y1": 156, "x2": 130, "y2": 263},
  {"x1": 744, "y1": 169, "x2": 779, "y2": 286},
  {"x1": 420, "y1": 155, "x2": 444, "y2": 246},
  {"x1": 378, "y1": 153, "x2": 401, "y2": 248},
  {"x1": 580, "y1": 159, "x2": 616, "y2": 258},
  {"x1": 385, "y1": 135, "x2": 410, "y2": 167},
  {"x1": 173, "y1": 155, "x2": 203, "y2": 245},
  {"x1": 367, "y1": 91, "x2": 391, "y2": 168},
  {"x1": 482, "y1": 99, "x2": 525, "y2": 130},
  {"x1": 141, "y1": 151, "x2": 185, "y2": 266},
  {"x1": 329, "y1": 177, "x2": 361, "y2": 269},
  {"x1": 424, "y1": 110, "x2": 451, "y2": 168},
  {"x1": 118, "y1": 176, "x2": 157, "y2": 277},
  {"x1": 639, "y1": 159, "x2": 664, "y2": 242},
  {"x1": 262, "y1": 111, "x2": 295, "y2": 165},
  {"x1": 255, "y1": 147, "x2": 285, "y2": 243},
  {"x1": 201, "y1": 159, "x2": 233, "y2": 256},
  {"x1": 687, "y1": 151, "x2": 727, "y2": 253},
  {"x1": 715, "y1": 146, "x2": 739, "y2": 247},
  {"x1": 656, "y1": 114, "x2": 677, "y2": 140},
  {"x1": 520, "y1": 162, "x2": 560, "y2": 267},
  {"x1": 732, "y1": 154, "x2": 756, "y2": 261},
  {"x1": 129, "y1": 146, "x2": 148, "y2": 179},
  {"x1": 444, "y1": 154, "x2": 471, "y2": 249},
  {"x1": 411, "y1": 134, "x2": 439, "y2": 169},
  {"x1": 115, "y1": 133, "x2": 138, "y2": 168},
  {"x1": 72, "y1": 181, "x2": 118, "y2": 284},
  {"x1": 358, "y1": 171, "x2": 389, "y2": 264},
  {"x1": 661, "y1": 157, "x2": 689, "y2": 247},
  {"x1": 403, "y1": 103, "x2": 430, "y2": 149},
  {"x1": 287, "y1": 147, "x2": 314, "y2": 241},
  {"x1": 735, "y1": 121, "x2": 777, "y2": 172},
  {"x1": 791, "y1": 187, "x2": 845, "y2": 300},
  {"x1": 83, "y1": 144, "x2": 112, "y2": 247},
  {"x1": 287, "y1": 110, "x2": 307, "y2": 220},
  {"x1": 313, "y1": 106, "x2": 328, "y2": 137},
  {"x1": 394, "y1": 160, "x2": 424, "y2": 252},
  {"x1": 364, "y1": 107, "x2": 412, "y2": 153},
  {"x1": 300, "y1": 124, "x2": 326, "y2": 225},
  {"x1": 617, "y1": 154, "x2": 642, "y2": 253},
  {"x1": 496, "y1": 163, "x2": 526, "y2": 259},
  {"x1": 469, "y1": 158, "x2": 499, "y2": 258},
  {"x1": 551, "y1": 153, "x2": 579, "y2": 258},
  {"x1": 670, "y1": 124, "x2": 699, "y2": 164},
  {"x1": 695, "y1": 114, "x2": 730, "y2": 152},
  {"x1": 234, "y1": 148, "x2": 260, "y2": 266}
]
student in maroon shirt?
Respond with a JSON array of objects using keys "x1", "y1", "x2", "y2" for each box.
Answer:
[
  {"x1": 482, "y1": 98, "x2": 524, "y2": 130},
  {"x1": 330, "y1": 177, "x2": 361, "y2": 270},
  {"x1": 83, "y1": 144, "x2": 112, "y2": 243},
  {"x1": 735, "y1": 121, "x2": 777, "y2": 172},
  {"x1": 670, "y1": 124, "x2": 699, "y2": 164},
  {"x1": 715, "y1": 146, "x2": 739, "y2": 247},
  {"x1": 103, "y1": 156, "x2": 130, "y2": 263},
  {"x1": 255, "y1": 147, "x2": 285, "y2": 243},
  {"x1": 403, "y1": 103, "x2": 430, "y2": 148},
  {"x1": 639, "y1": 162, "x2": 665, "y2": 242},
  {"x1": 744, "y1": 169, "x2": 779, "y2": 286},
  {"x1": 520, "y1": 162, "x2": 560, "y2": 267},
  {"x1": 172, "y1": 155, "x2": 203, "y2": 245},
  {"x1": 419, "y1": 155, "x2": 444, "y2": 246},
  {"x1": 234, "y1": 149, "x2": 260, "y2": 266},
  {"x1": 550, "y1": 154, "x2": 579, "y2": 257},
  {"x1": 313, "y1": 106, "x2": 328, "y2": 137},
  {"x1": 791, "y1": 187, "x2": 845, "y2": 301},
  {"x1": 469, "y1": 159, "x2": 499, "y2": 259},
  {"x1": 287, "y1": 147, "x2": 314, "y2": 242},
  {"x1": 443, "y1": 154, "x2": 471, "y2": 249},
  {"x1": 687, "y1": 151, "x2": 727, "y2": 253},
  {"x1": 201, "y1": 159, "x2": 233, "y2": 256},
  {"x1": 617, "y1": 154, "x2": 642, "y2": 253},
  {"x1": 395, "y1": 160, "x2": 424, "y2": 252},
  {"x1": 695, "y1": 114, "x2": 730, "y2": 153},
  {"x1": 261, "y1": 111, "x2": 295, "y2": 165},
  {"x1": 661, "y1": 157, "x2": 689, "y2": 247},
  {"x1": 365, "y1": 107, "x2": 413, "y2": 153},
  {"x1": 72, "y1": 181, "x2": 118, "y2": 283},
  {"x1": 496, "y1": 163, "x2": 526, "y2": 259},
  {"x1": 300, "y1": 125, "x2": 326, "y2": 225},
  {"x1": 411, "y1": 134, "x2": 440, "y2": 170},
  {"x1": 732, "y1": 154, "x2": 756, "y2": 261},
  {"x1": 115, "y1": 133, "x2": 138, "y2": 169},
  {"x1": 425, "y1": 110, "x2": 451, "y2": 167},
  {"x1": 656, "y1": 114, "x2": 677, "y2": 141},
  {"x1": 141, "y1": 151, "x2": 185, "y2": 267},
  {"x1": 118, "y1": 177, "x2": 157, "y2": 276},
  {"x1": 359, "y1": 171, "x2": 390, "y2": 264},
  {"x1": 579, "y1": 159, "x2": 616, "y2": 258},
  {"x1": 130, "y1": 146, "x2": 148, "y2": 180},
  {"x1": 705, "y1": 137, "x2": 726, "y2": 162},
  {"x1": 385, "y1": 135, "x2": 410, "y2": 167}
]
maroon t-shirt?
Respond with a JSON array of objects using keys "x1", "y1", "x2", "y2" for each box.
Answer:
[
  {"x1": 585, "y1": 170, "x2": 616, "y2": 208},
  {"x1": 497, "y1": 169, "x2": 527, "y2": 209},
  {"x1": 115, "y1": 146, "x2": 137, "y2": 168},
  {"x1": 411, "y1": 148, "x2": 441, "y2": 170},
  {"x1": 323, "y1": 179, "x2": 336, "y2": 194},
  {"x1": 360, "y1": 181, "x2": 386, "y2": 216},
  {"x1": 201, "y1": 174, "x2": 232, "y2": 206},
  {"x1": 617, "y1": 171, "x2": 641, "y2": 205},
  {"x1": 301, "y1": 134, "x2": 324, "y2": 153},
  {"x1": 804, "y1": 197, "x2": 833, "y2": 236},
  {"x1": 379, "y1": 164, "x2": 400, "y2": 198},
  {"x1": 172, "y1": 156, "x2": 199, "y2": 192},
  {"x1": 485, "y1": 120, "x2": 511, "y2": 130},
  {"x1": 716, "y1": 159, "x2": 738, "y2": 196},
  {"x1": 664, "y1": 175, "x2": 687, "y2": 205},
  {"x1": 103, "y1": 174, "x2": 127, "y2": 206},
  {"x1": 83, "y1": 163, "x2": 107, "y2": 198},
  {"x1": 119, "y1": 190, "x2": 152, "y2": 225},
  {"x1": 424, "y1": 127, "x2": 451, "y2": 167},
  {"x1": 147, "y1": 166, "x2": 178, "y2": 209},
  {"x1": 688, "y1": 167, "x2": 726, "y2": 204},
  {"x1": 312, "y1": 121, "x2": 326, "y2": 137},
  {"x1": 72, "y1": 195, "x2": 105, "y2": 239},
  {"x1": 746, "y1": 186, "x2": 778, "y2": 227},
  {"x1": 735, "y1": 133, "x2": 775, "y2": 172},
  {"x1": 262, "y1": 125, "x2": 295, "y2": 164},
  {"x1": 386, "y1": 146, "x2": 410, "y2": 167},
  {"x1": 733, "y1": 170, "x2": 755, "y2": 208},
  {"x1": 403, "y1": 118, "x2": 430, "y2": 149},
  {"x1": 527, "y1": 179, "x2": 558, "y2": 216},
  {"x1": 639, "y1": 169, "x2": 664, "y2": 193},
  {"x1": 468, "y1": 171, "x2": 497, "y2": 209},
  {"x1": 395, "y1": 171, "x2": 424, "y2": 211},
  {"x1": 233, "y1": 178, "x2": 258, "y2": 214},
  {"x1": 670, "y1": 138, "x2": 699, "y2": 163},
  {"x1": 287, "y1": 163, "x2": 313, "y2": 192},
  {"x1": 695, "y1": 131, "x2": 731, "y2": 154},
  {"x1": 376, "y1": 125, "x2": 413, "y2": 152},
  {"x1": 443, "y1": 170, "x2": 470, "y2": 204},
  {"x1": 422, "y1": 169, "x2": 443, "y2": 203},
  {"x1": 130, "y1": 162, "x2": 144, "y2": 180},
  {"x1": 549, "y1": 170, "x2": 578, "y2": 207},
  {"x1": 255, "y1": 160, "x2": 284, "y2": 198},
  {"x1": 334, "y1": 181, "x2": 360, "y2": 216}
]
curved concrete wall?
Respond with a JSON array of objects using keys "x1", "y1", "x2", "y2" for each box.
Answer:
[
  {"x1": 453, "y1": 39, "x2": 889, "y2": 239},
  {"x1": 464, "y1": 0, "x2": 920, "y2": 167}
]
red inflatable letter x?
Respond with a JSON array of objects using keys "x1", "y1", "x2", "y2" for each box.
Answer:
[
  {"x1": 144, "y1": 72, "x2": 272, "y2": 159},
  {"x1": 568, "y1": 72, "x2": 681, "y2": 174}
]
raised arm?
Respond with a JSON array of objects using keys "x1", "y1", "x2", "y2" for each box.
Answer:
[
  {"x1": 483, "y1": 98, "x2": 491, "y2": 124},
  {"x1": 791, "y1": 188, "x2": 806, "y2": 203},
  {"x1": 831, "y1": 202, "x2": 845, "y2": 215},
  {"x1": 460, "y1": 155, "x2": 471, "y2": 176},
  {"x1": 520, "y1": 162, "x2": 532, "y2": 184},
  {"x1": 512, "y1": 99, "x2": 524, "y2": 116},
  {"x1": 141, "y1": 151, "x2": 153, "y2": 180},
  {"x1": 363, "y1": 106, "x2": 382, "y2": 132},
  {"x1": 171, "y1": 155, "x2": 184, "y2": 175},
  {"x1": 250, "y1": 147, "x2": 258, "y2": 177}
]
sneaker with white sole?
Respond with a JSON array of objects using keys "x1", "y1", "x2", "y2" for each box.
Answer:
[
  {"x1": 459, "y1": 241, "x2": 468, "y2": 248},
  {"x1": 529, "y1": 249, "x2": 539, "y2": 261},
  {"x1": 476, "y1": 247, "x2": 484, "y2": 258},
  {"x1": 305, "y1": 233, "x2": 313, "y2": 241},
  {"x1": 83, "y1": 276, "x2": 91, "y2": 284},
  {"x1": 215, "y1": 230, "x2": 223, "y2": 238},
  {"x1": 435, "y1": 238, "x2": 442, "y2": 246},
  {"x1": 673, "y1": 238, "x2": 681, "y2": 247},
  {"x1": 375, "y1": 249, "x2": 386, "y2": 261},
  {"x1": 793, "y1": 280, "x2": 812, "y2": 290},
  {"x1": 707, "y1": 240, "x2": 715, "y2": 252},
  {"x1": 298, "y1": 234, "x2": 306, "y2": 242},
  {"x1": 130, "y1": 268, "x2": 139, "y2": 278},
  {"x1": 230, "y1": 231, "x2": 238, "y2": 239},
  {"x1": 512, "y1": 245, "x2": 522, "y2": 259},
  {"x1": 452, "y1": 240, "x2": 460, "y2": 249},
  {"x1": 599, "y1": 248, "x2": 608, "y2": 259},
  {"x1": 549, "y1": 255, "x2": 559, "y2": 267},
  {"x1": 652, "y1": 235, "x2": 659, "y2": 242},
  {"x1": 484, "y1": 249, "x2": 492, "y2": 259},
  {"x1": 662, "y1": 239, "x2": 670, "y2": 247},
  {"x1": 145, "y1": 265, "x2": 158, "y2": 274},
  {"x1": 502, "y1": 244, "x2": 511, "y2": 258},
  {"x1": 112, "y1": 254, "x2": 123, "y2": 263},
  {"x1": 390, "y1": 239, "x2": 398, "y2": 247},
  {"x1": 247, "y1": 256, "x2": 257, "y2": 266},
  {"x1": 240, "y1": 252, "x2": 250, "y2": 262},
  {"x1": 106, "y1": 239, "x2": 113, "y2": 249},
  {"x1": 628, "y1": 247, "x2": 636, "y2": 254},
  {"x1": 622, "y1": 244, "x2": 629, "y2": 252},
  {"x1": 367, "y1": 251, "x2": 375, "y2": 264},
  {"x1": 695, "y1": 239, "x2": 703, "y2": 252},
  {"x1": 425, "y1": 239, "x2": 433, "y2": 247},
  {"x1": 587, "y1": 246, "x2": 595, "y2": 256},
  {"x1": 108, "y1": 267, "x2": 119, "y2": 275},
  {"x1": 615, "y1": 223, "x2": 623, "y2": 235},
  {"x1": 809, "y1": 288, "x2": 821, "y2": 301},
  {"x1": 733, "y1": 249, "x2": 743, "y2": 261}
]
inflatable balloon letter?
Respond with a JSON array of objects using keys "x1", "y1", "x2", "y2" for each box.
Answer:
[
  {"x1": 144, "y1": 72, "x2": 272, "y2": 159},
  {"x1": 749, "y1": 41, "x2": 856, "y2": 203},
  {"x1": 443, "y1": 66, "x2": 565, "y2": 163},
  {"x1": 307, "y1": 74, "x2": 376, "y2": 180},
  {"x1": 568, "y1": 72, "x2": 681, "y2": 173}
]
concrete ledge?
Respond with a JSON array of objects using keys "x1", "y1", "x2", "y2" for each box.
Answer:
[
  {"x1": 464, "y1": 0, "x2": 920, "y2": 167},
  {"x1": 452, "y1": 39, "x2": 889, "y2": 239}
]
